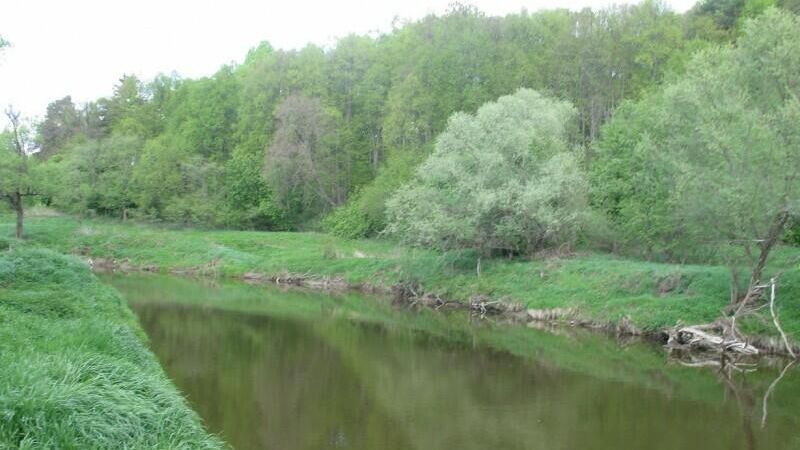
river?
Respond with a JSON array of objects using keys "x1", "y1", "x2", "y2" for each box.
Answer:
[{"x1": 106, "y1": 273, "x2": 800, "y2": 450}]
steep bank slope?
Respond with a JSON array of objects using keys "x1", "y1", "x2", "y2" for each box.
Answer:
[{"x1": 0, "y1": 248, "x2": 224, "y2": 449}]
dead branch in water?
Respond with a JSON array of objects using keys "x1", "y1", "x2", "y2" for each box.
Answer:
[
  {"x1": 761, "y1": 360, "x2": 795, "y2": 429},
  {"x1": 717, "y1": 359, "x2": 758, "y2": 450}
]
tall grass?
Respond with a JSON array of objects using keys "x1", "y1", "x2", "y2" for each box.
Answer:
[{"x1": 0, "y1": 248, "x2": 225, "y2": 449}]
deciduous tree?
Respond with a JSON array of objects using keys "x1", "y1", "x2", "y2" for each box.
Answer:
[
  {"x1": 386, "y1": 89, "x2": 589, "y2": 270},
  {"x1": 264, "y1": 94, "x2": 346, "y2": 222},
  {"x1": 1, "y1": 108, "x2": 43, "y2": 238},
  {"x1": 37, "y1": 96, "x2": 81, "y2": 158}
]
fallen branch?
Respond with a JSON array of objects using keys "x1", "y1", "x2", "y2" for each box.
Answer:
[{"x1": 766, "y1": 278, "x2": 796, "y2": 358}]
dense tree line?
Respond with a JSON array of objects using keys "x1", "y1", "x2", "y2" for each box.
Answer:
[
  {"x1": 6, "y1": 0, "x2": 749, "y2": 231},
  {"x1": 3, "y1": 2, "x2": 798, "y2": 291}
]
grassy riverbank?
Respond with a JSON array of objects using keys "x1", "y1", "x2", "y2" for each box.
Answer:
[
  {"x1": 3, "y1": 214, "x2": 800, "y2": 341},
  {"x1": 0, "y1": 247, "x2": 224, "y2": 449}
]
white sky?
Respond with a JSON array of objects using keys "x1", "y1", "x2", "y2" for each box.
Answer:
[{"x1": 0, "y1": 0, "x2": 696, "y2": 120}]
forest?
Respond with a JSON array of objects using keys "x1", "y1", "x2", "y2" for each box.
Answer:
[
  {"x1": 0, "y1": 0, "x2": 790, "y2": 225},
  {"x1": 2, "y1": 0, "x2": 800, "y2": 337}
]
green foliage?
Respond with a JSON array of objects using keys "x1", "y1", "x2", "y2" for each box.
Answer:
[
  {"x1": 166, "y1": 69, "x2": 240, "y2": 161},
  {"x1": 264, "y1": 93, "x2": 346, "y2": 223},
  {"x1": 0, "y1": 114, "x2": 49, "y2": 239},
  {"x1": 0, "y1": 129, "x2": 43, "y2": 199},
  {"x1": 692, "y1": 0, "x2": 748, "y2": 29},
  {"x1": 779, "y1": 0, "x2": 800, "y2": 12},
  {"x1": 690, "y1": 0, "x2": 784, "y2": 34},
  {"x1": 324, "y1": 149, "x2": 425, "y2": 238},
  {"x1": 222, "y1": 148, "x2": 286, "y2": 229},
  {"x1": 590, "y1": 100, "x2": 686, "y2": 258},
  {"x1": 101, "y1": 75, "x2": 160, "y2": 138},
  {"x1": 387, "y1": 89, "x2": 590, "y2": 256},
  {"x1": 742, "y1": 0, "x2": 779, "y2": 20},
  {"x1": 322, "y1": 201, "x2": 373, "y2": 240},
  {"x1": 594, "y1": 8, "x2": 800, "y2": 273},
  {"x1": 32, "y1": 2, "x2": 717, "y2": 231},
  {"x1": 36, "y1": 96, "x2": 81, "y2": 158},
  {"x1": 786, "y1": 217, "x2": 800, "y2": 246},
  {"x1": 0, "y1": 248, "x2": 224, "y2": 448},
  {"x1": 51, "y1": 134, "x2": 142, "y2": 217}
]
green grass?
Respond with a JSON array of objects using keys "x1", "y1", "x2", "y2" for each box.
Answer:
[
  {"x1": 3, "y1": 214, "x2": 800, "y2": 341},
  {"x1": 0, "y1": 248, "x2": 225, "y2": 449}
]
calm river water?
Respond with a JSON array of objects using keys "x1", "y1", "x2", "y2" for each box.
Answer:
[{"x1": 107, "y1": 274, "x2": 800, "y2": 450}]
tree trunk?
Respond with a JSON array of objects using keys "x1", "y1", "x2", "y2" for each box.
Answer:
[
  {"x1": 737, "y1": 211, "x2": 790, "y2": 306},
  {"x1": 13, "y1": 192, "x2": 23, "y2": 239}
]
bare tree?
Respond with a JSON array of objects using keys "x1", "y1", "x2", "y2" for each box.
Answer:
[{"x1": 264, "y1": 94, "x2": 348, "y2": 218}]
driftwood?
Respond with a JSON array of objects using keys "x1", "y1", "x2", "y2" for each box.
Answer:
[
  {"x1": 244, "y1": 271, "x2": 348, "y2": 290},
  {"x1": 391, "y1": 282, "x2": 460, "y2": 311},
  {"x1": 670, "y1": 274, "x2": 798, "y2": 357},
  {"x1": 87, "y1": 257, "x2": 157, "y2": 273},
  {"x1": 667, "y1": 324, "x2": 759, "y2": 355},
  {"x1": 526, "y1": 307, "x2": 576, "y2": 322},
  {"x1": 469, "y1": 295, "x2": 523, "y2": 318}
]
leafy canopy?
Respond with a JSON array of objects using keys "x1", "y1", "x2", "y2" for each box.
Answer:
[
  {"x1": 387, "y1": 89, "x2": 589, "y2": 256},
  {"x1": 593, "y1": 8, "x2": 800, "y2": 275}
]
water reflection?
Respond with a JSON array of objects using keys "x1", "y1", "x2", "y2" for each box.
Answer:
[{"x1": 109, "y1": 275, "x2": 800, "y2": 450}]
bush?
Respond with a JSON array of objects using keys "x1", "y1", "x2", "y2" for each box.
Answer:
[
  {"x1": 786, "y1": 217, "x2": 800, "y2": 246},
  {"x1": 324, "y1": 149, "x2": 427, "y2": 239}
]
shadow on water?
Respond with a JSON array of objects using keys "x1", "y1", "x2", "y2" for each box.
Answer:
[{"x1": 105, "y1": 274, "x2": 800, "y2": 450}]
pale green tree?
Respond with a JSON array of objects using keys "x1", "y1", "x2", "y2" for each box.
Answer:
[{"x1": 386, "y1": 89, "x2": 589, "y2": 272}]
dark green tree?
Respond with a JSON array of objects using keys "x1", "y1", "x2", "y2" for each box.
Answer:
[{"x1": 37, "y1": 96, "x2": 81, "y2": 158}]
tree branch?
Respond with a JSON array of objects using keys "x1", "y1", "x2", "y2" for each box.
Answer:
[{"x1": 768, "y1": 278, "x2": 796, "y2": 358}]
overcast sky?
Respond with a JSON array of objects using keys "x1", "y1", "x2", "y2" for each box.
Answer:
[{"x1": 0, "y1": 0, "x2": 696, "y2": 120}]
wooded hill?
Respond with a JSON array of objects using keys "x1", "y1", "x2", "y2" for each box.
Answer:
[{"x1": 5, "y1": 0, "x2": 793, "y2": 234}]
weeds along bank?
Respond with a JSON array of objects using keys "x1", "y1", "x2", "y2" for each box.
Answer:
[
  {"x1": 4, "y1": 215, "x2": 799, "y2": 349},
  {"x1": 0, "y1": 248, "x2": 224, "y2": 449}
]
